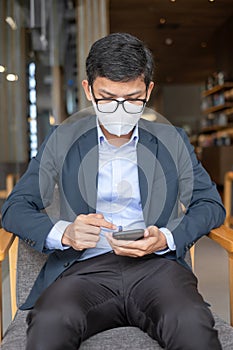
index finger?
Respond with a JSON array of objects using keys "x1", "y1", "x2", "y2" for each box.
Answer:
[{"x1": 85, "y1": 216, "x2": 117, "y2": 230}]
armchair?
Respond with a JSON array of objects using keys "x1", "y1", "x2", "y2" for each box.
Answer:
[{"x1": 1, "y1": 225, "x2": 233, "y2": 349}]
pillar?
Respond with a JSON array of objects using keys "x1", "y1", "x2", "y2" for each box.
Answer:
[
  {"x1": 50, "y1": 1, "x2": 67, "y2": 124},
  {"x1": 76, "y1": 0, "x2": 109, "y2": 109}
]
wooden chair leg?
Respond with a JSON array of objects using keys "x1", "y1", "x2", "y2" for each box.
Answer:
[
  {"x1": 190, "y1": 245, "x2": 195, "y2": 271},
  {"x1": 8, "y1": 237, "x2": 18, "y2": 320}
]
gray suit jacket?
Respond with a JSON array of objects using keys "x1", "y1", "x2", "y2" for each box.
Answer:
[{"x1": 2, "y1": 115, "x2": 225, "y2": 309}]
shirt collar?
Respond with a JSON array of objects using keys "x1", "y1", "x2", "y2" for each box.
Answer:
[{"x1": 96, "y1": 117, "x2": 139, "y2": 148}]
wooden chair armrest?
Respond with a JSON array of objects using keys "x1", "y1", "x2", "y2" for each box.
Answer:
[
  {"x1": 0, "y1": 229, "x2": 15, "y2": 262},
  {"x1": 0, "y1": 229, "x2": 18, "y2": 341},
  {"x1": 0, "y1": 229, "x2": 15, "y2": 340},
  {"x1": 208, "y1": 225, "x2": 233, "y2": 253}
]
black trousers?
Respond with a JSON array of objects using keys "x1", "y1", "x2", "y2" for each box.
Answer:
[{"x1": 26, "y1": 252, "x2": 221, "y2": 350}]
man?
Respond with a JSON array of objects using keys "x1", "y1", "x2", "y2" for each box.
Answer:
[{"x1": 2, "y1": 33, "x2": 225, "y2": 349}]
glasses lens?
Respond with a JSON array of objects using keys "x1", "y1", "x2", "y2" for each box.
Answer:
[
  {"x1": 123, "y1": 100, "x2": 145, "y2": 114},
  {"x1": 97, "y1": 100, "x2": 118, "y2": 113}
]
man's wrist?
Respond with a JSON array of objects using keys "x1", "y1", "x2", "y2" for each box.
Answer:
[
  {"x1": 159, "y1": 227, "x2": 176, "y2": 251},
  {"x1": 155, "y1": 227, "x2": 176, "y2": 255},
  {"x1": 61, "y1": 223, "x2": 73, "y2": 246},
  {"x1": 45, "y1": 220, "x2": 71, "y2": 250}
]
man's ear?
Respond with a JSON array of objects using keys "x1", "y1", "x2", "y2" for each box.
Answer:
[
  {"x1": 146, "y1": 81, "x2": 154, "y2": 101},
  {"x1": 82, "y1": 80, "x2": 92, "y2": 101}
]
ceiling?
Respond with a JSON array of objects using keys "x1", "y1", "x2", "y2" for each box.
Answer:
[
  {"x1": 109, "y1": 0, "x2": 233, "y2": 85},
  {"x1": 10, "y1": 0, "x2": 233, "y2": 91}
]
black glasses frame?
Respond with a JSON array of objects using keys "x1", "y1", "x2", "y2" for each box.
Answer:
[{"x1": 91, "y1": 89, "x2": 147, "y2": 114}]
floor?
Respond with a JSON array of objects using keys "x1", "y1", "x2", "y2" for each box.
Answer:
[
  {"x1": 1, "y1": 234, "x2": 230, "y2": 336},
  {"x1": 195, "y1": 235, "x2": 229, "y2": 323}
]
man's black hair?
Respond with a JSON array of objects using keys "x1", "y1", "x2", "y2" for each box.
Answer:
[{"x1": 86, "y1": 32, "x2": 154, "y2": 87}]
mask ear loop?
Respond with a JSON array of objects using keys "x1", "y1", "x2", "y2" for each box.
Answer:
[
  {"x1": 89, "y1": 86, "x2": 98, "y2": 110},
  {"x1": 88, "y1": 86, "x2": 100, "y2": 122},
  {"x1": 89, "y1": 86, "x2": 94, "y2": 99}
]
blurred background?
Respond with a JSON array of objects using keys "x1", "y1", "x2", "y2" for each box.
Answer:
[{"x1": 0, "y1": 0, "x2": 233, "y2": 188}]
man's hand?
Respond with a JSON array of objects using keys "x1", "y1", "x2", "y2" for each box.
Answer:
[
  {"x1": 62, "y1": 213, "x2": 116, "y2": 251},
  {"x1": 106, "y1": 226, "x2": 168, "y2": 257}
]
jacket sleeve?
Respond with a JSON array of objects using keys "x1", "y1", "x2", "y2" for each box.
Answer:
[
  {"x1": 166, "y1": 128, "x2": 226, "y2": 260},
  {"x1": 1, "y1": 126, "x2": 59, "y2": 253}
]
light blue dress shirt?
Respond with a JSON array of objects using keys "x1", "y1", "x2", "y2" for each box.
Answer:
[{"x1": 45, "y1": 121, "x2": 176, "y2": 259}]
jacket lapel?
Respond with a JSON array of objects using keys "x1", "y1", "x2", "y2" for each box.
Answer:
[
  {"x1": 77, "y1": 125, "x2": 99, "y2": 213},
  {"x1": 138, "y1": 124, "x2": 158, "y2": 225}
]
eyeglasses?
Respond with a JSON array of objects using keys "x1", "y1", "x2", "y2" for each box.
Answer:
[{"x1": 91, "y1": 90, "x2": 147, "y2": 114}]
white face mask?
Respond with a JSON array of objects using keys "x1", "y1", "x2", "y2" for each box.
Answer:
[{"x1": 90, "y1": 89, "x2": 145, "y2": 137}]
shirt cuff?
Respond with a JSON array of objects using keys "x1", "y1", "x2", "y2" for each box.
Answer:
[
  {"x1": 45, "y1": 220, "x2": 71, "y2": 250},
  {"x1": 155, "y1": 227, "x2": 176, "y2": 255}
]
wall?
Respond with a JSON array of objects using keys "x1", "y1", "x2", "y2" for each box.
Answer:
[
  {"x1": 215, "y1": 15, "x2": 233, "y2": 80},
  {"x1": 158, "y1": 84, "x2": 203, "y2": 134}
]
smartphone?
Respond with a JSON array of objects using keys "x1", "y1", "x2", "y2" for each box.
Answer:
[{"x1": 112, "y1": 229, "x2": 145, "y2": 240}]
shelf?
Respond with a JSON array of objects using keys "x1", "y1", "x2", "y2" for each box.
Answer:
[
  {"x1": 202, "y1": 83, "x2": 233, "y2": 97},
  {"x1": 200, "y1": 80, "x2": 233, "y2": 185},
  {"x1": 202, "y1": 103, "x2": 233, "y2": 115},
  {"x1": 200, "y1": 125, "x2": 229, "y2": 133}
]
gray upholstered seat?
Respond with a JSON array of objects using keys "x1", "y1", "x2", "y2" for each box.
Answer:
[
  {"x1": 1, "y1": 239, "x2": 233, "y2": 349},
  {"x1": 2, "y1": 310, "x2": 233, "y2": 350}
]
